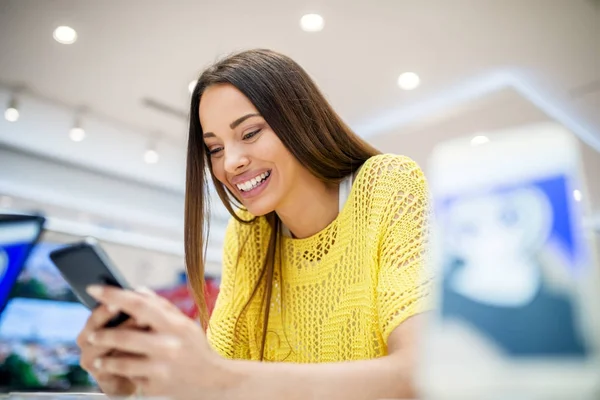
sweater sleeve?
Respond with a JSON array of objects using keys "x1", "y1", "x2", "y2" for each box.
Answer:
[
  {"x1": 375, "y1": 155, "x2": 434, "y2": 343},
  {"x1": 207, "y1": 217, "x2": 251, "y2": 360}
]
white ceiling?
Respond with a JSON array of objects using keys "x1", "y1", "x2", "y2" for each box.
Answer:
[
  {"x1": 1, "y1": 0, "x2": 599, "y2": 144},
  {"x1": 0, "y1": 0, "x2": 599, "y2": 259}
]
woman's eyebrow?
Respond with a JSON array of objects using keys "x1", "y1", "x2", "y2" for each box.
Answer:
[{"x1": 203, "y1": 113, "x2": 261, "y2": 138}]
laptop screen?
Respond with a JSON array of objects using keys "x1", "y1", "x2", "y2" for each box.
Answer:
[{"x1": 0, "y1": 215, "x2": 45, "y2": 315}]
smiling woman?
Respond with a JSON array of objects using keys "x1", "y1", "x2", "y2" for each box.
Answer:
[{"x1": 76, "y1": 49, "x2": 433, "y2": 400}]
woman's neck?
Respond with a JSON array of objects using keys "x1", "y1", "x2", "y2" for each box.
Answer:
[{"x1": 276, "y1": 178, "x2": 339, "y2": 239}]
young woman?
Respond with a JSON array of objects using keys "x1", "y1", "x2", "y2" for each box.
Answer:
[{"x1": 76, "y1": 49, "x2": 433, "y2": 399}]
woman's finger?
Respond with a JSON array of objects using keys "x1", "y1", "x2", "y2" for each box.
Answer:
[
  {"x1": 76, "y1": 304, "x2": 120, "y2": 348},
  {"x1": 89, "y1": 329, "x2": 181, "y2": 358},
  {"x1": 86, "y1": 286, "x2": 175, "y2": 330},
  {"x1": 79, "y1": 344, "x2": 114, "y2": 372},
  {"x1": 95, "y1": 353, "x2": 169, "y2": 381}
]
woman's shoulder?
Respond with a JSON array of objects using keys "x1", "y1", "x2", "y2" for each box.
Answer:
[
  {"x1": 358, "y1": 153, "x2": 426, "y2": 191},
  {"x1": 362, "y1": 153, "x2": 422, "y2": 172}
]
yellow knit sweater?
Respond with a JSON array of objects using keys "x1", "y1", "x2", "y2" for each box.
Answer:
[{"x1": 207, "y1": 154, "x2": 433, "y2": 362}]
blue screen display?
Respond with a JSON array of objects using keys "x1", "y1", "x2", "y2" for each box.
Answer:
[
  {"x1": 0, "y1": 219, "x2": 43, "y2": 313},
  {"x1": 437, "y1": 174, "x2": 589, "y2": 357}
]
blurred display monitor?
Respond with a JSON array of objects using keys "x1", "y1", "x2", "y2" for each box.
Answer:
[
  {"x1": 0, "y1": 241, "x2": 94, "y2": 391},
  {"x1": 0, "y1": 214, "x2": 45, "y2": 315},
  {"x1": 0, "y1": 239, "x2": 221, "y2": 392}
]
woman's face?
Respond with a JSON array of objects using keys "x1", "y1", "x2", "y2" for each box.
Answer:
[{"x1": 199, "y1": 84, "x2": 308, "y2": 216}]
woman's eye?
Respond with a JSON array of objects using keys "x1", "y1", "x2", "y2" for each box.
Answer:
[
  {"x1": 209, "y1": 147, "x2": 223, "y2": 155},
  {"x1": 243, "y1": 129, "x2": 261, "y2": 140}
]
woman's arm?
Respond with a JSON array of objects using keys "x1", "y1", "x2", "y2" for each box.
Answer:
[
  {"x1": 86, "y1": 287, "x2": 428, "y2": 400},
  {"x1": 219, "y1": 314, "x2": 426, "y2": 400}
]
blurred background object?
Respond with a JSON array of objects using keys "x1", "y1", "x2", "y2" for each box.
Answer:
[
  {"x1": 422, "y1": 124, "x2": 600, "y2": 399},
  {"x1": 0, "y1": 0, "x2": 599, "y2": 394},
  {"x1": 0, "y1": 222, "x2": 216, "y2": 391}
]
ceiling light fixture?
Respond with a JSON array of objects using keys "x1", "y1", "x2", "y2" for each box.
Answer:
[
  {"x1": 53, "y1": 26, "x2": 78, "y2": 44},
  {"x1": 300, "y1": 14, "x2": 325, "y2": 32},
  {"x1": 397, "y1": 72, "x2": 420, "y2": 90},
  {"x1": 470, "y1": 135, "x2": 490, "y2": 146},
  {"x1": 188, "y1": 80, "x2": 197, "y2": 94},
  {"x1": 4, "y1": 94, "x2": 19, "y2": 122},
  {"x1": 144, "y1": 142, "x2": 159, "y2": 164},
  {"x1": 69, "y1": 109, "x2": 86, "y2": 142}
]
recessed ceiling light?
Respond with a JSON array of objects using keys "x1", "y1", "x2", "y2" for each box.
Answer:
[
  {"x1": 300, "y1": 14, "x2": 325, "y2": 32},
  {"x1": 397, "y1": 72, "x2": 420, "y2": 90},
  {"x1": 188, "y1": 80, "x2": 197, "y2": 94},
  {"x1": 53, "y1": 26, "x2": 78, "y2": 44},
  {"x1": 144, "y1": 148, "x2": 159, "y2": 164},
  {"x1": 573, "y1": 189, "x2": 582, "y2": 202},
  {"x1": 69, "y1": 127, "x2": 86, "y2": 142},
  {"x1": 470, "y1": 135, "x2": 490, "y2": 146}
]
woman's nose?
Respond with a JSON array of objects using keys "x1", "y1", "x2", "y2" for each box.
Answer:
[{"x1": 223, "y1": 148, "x2": 250, "y2": 174}]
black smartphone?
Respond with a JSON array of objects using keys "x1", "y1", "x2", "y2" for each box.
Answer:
[{"x1": 49, "y1": 237, "x2": 131, "y2": 328}]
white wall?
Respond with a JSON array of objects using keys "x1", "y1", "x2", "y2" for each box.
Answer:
[
  {"x1": 0, "y1": 144, "x2": 227, "y2": 276},
  {"x1": 0, "y1": 145, "x2": 185, "y2": 233}
]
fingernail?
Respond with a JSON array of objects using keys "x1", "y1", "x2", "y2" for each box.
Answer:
[
  {"x1": 106, "y1": 304, "x2": 119, "y2": 313},
  {"x1": 93, "y1": 358, "x2": 102, "y2": 370},
  {"x1": 86, "y1": 285, "x2": 103, "y2": 297},
  {"x1": 87, "y1": 333, "x2": 96, "y2": 344}
]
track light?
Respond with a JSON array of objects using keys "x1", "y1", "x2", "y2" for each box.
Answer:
[
  {"x1": 188, "y1": 80, "x2": 197, "y2": 94},
  {"x1": 69, "y1": 109, "x2": 86, "y2": 141},
  {"x1": 4, "y1": 95, "x2": 19, "y2": 122},
  {"x1": 144, "y1": 142, "x2": 159, "y2": 164}
]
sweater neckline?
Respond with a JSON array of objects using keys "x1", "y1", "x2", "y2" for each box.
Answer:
[{"x1": 281, "y1": 157, "x2": 372, "y2": 245}]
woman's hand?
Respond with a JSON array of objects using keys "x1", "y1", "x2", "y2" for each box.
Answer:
[
  {"x1": 83, "y1": 285, "x2": 230, "y2": 400},
  {"x1": 76, "y1": 303, "x2": 139, "y2": 397}
]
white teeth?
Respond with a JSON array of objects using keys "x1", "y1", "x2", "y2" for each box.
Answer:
[{"x1": 236, "y1": 171, "x2": 270, "y2": 192}]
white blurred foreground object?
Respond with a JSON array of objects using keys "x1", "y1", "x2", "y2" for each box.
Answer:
[{"x1": 419, "y1": 122, "x2": 600, "y2": 400}]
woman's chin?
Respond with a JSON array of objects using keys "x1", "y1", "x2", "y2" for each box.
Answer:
[{"x1": 243, "y1": 199, "x2": 276, "y2": 217}]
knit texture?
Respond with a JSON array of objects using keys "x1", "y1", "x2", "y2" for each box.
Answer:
[{"x1": 207, "y1": 154, "x2": 433, "y2": 362}]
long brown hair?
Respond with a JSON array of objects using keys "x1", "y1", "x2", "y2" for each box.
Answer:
[{"x1": 185, "y1": 49, "x2": 379, "y2": 358}]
